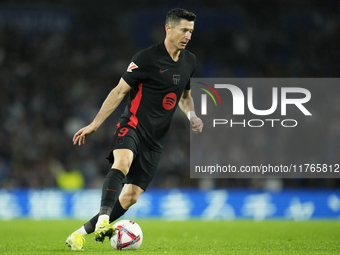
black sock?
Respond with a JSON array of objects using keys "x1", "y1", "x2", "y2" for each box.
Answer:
[
  {"x1": 99, "y1": 168, "x2": 125, "y2": 216},
  {"x1": 84, "y1": 214, "x2": 99, "y2": 234},
  {"x1": 84, "y1": 200, "x2": 128, "y2": 234},
  {"x1": 109, "y1": 199, "x2": 127, "y2": 222}
]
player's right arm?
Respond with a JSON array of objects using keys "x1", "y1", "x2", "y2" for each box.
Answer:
[{"x1": 73, "y1": 78, "x2": 131, "y2": 146}]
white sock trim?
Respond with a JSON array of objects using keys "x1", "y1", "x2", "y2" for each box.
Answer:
[
  {"x1": 96, "y1": 214, "x2": 110, "y2": 226},
  {"x1": 75, "y1": 226, "x2": 88, "y2": 236}
]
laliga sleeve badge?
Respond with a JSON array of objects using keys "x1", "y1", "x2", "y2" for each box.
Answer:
[{"x1": 127, "y1": 62, "x2": 138, "y2": 72}]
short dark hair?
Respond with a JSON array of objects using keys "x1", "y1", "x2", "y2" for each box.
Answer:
[{"x1": 165, "y1": 8, "x2": 196, "y2": 27}]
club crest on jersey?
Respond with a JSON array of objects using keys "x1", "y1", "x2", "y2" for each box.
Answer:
[
  {"x1": 127, "y1": 62, "x2": 138, "y2": 72},
  {"x1": 172, "y1": 74, "x2": 181, "y2": 85}
]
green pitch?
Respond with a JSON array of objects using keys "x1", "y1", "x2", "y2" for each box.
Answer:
[{"x1": 0, "y1": 220, "x2": 339, "y2": 254}]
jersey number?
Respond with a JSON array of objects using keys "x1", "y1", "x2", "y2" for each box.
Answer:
[{"x1": 118, "y1": 127, "x2": 129, "y2": 137}]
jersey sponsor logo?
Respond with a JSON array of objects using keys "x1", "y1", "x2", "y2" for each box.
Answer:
[
  {"x1": 159, "y1": 68, "x2": 169, "y2": 74},
  {"x1": 162, "y1": 92, "x2": 177, "y2": 110},
  {"x1": 172, "y1": 74, "x2": 181, "y2": 85},
  {"x1": 127, "y1": 62, "x2": 138, "y2": 72}
]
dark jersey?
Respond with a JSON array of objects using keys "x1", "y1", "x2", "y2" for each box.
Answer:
[{"x1": 119, "y1": 41, "x2": 196, "y2": 152}]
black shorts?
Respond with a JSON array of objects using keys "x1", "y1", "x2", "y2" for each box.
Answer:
[{"x1": 107, "y1": 124, "x2": 162, "y2": 191}]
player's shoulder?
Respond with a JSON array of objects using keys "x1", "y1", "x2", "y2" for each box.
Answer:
[
  {"x1": 132, "y1": 44, "x2": 159, "y2": 64},
  {"x1": 181, "y1": 49, "x2": 197, "y2": 73},
  {"x1": 182, "y1": 48, "x2": 197, "y2": 63},
  {"x1": 183, "y1": 48, "x2": 196, "y2": 58}
]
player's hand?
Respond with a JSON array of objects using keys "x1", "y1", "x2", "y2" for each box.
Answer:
[
  {"x1": 190, "y1": 117, "x2": 203, "y2": 134},
  {"x1": 73, "y1": 124, "x2": 97, "y2": 146}
]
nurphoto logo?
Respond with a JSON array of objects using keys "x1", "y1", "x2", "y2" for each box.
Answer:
[{"x1": 196, "y1": 81, "x2": 312, "y2": 128}]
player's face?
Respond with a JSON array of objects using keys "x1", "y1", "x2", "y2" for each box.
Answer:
[{"x1": 168, "y1": 19, "x2": 194, "y2": 50}]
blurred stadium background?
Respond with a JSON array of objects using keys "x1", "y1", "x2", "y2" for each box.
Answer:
[{"x1": 1, "y1": 0, "x2": 340, "y2": 220}]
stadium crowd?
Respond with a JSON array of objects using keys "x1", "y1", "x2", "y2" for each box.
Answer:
[{"x1": 0, "y1": 0, "x2": 339, "y2": 189}]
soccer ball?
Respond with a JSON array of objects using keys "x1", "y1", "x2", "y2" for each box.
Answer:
[{"x1": 109, "y1": 220, "x2": 143, "y2": 250}]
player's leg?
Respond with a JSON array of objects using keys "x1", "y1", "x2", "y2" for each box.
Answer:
[
  {"x1": 69, "y1": 198, "x2": 126, "y2": 245},
  {"x1": 66, "y1": 125, "x2": 138, "y2": 249},
  {"x1": 119, "y1": 183, "x2": 144, "y2": 209},
  {"x1": 65, "y1": 149, "x2": 132, "y2": 250},
  {"x1": 65, "y1": 202, "x2": 126, "y2": 251},
  {"x1": 79, "y1": 184, "x2": 144, "y2": 237},
  {"x1": 76, "y1": 168, "x2": 147, "y2": 238},
  {"x1": 94, "y1": 149, "x2": 133, "y2": 242},
  {"x1": 66, "y1": 155, "x2": 153, "y2": 249}
]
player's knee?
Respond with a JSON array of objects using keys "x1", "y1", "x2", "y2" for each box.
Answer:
[{"x1": 113, "y1": 158, "x2": 131, "y2": 175}]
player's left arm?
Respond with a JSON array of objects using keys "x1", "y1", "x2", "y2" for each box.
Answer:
[{"x1": 179, "y1": 89, "x2": 203, "y2": 134}]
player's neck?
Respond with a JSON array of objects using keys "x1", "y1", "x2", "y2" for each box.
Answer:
[{"x1": 164, "y1": 39, "x2": 181, "y2": 62}]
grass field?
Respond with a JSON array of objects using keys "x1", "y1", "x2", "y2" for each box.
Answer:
[{"x1": 0, "y1": 220, "x2": 339, "y2": 254}]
